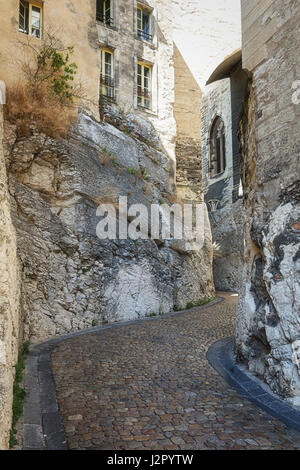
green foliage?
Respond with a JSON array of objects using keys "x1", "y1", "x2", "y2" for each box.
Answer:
[
  {"x1": 112, "y1": 157, "x2": 120, "y2": 168},
  {"x1": 123, "y1": 126, "x2": 132, "y2": 135},
  {"x1": 92, "y1": 320, "x2": 98, "y2": 327},
  {"x1": 141, "y1": 169, "x2": 148, "y2": 180},
  {"x1": 185, "y1": 296, "x2": 216, "y2": 311},
  {"x1": 36, "y1": 45, "x2": 78, "y2": 103},
  {"x1": 186, "y1": 302, "x2": 194, "y2": 310},
  {"x1": 9, "y1": 341, "x2": 30, "y2": 448},
  {"x1": 127, "y1": 167, "x2": 138, "y2": 176},
  {"x1": 6, "y1": 31, "x2": 81, "y2": 138}
]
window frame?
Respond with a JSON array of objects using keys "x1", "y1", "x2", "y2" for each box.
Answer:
[
  {"x1": 19, "y1": 1, "x2": 42, "y2": 39},
  {"x1": 136, "y1": 4, "x2": 152, "y2": 43},
  {"x1": 209, "y1": 116, "x2": 226, "y2": 178},
  {"x1": 96, "y1": 0, "x2": 114, "y2": 27},
  {"x1": 100, "y1": 48, "x2": 115, "y2": 102},
  {"x1": 137, "y1": 61, "x2": 152, "y2": 110}
]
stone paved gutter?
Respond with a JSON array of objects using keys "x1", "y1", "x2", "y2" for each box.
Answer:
[
  {"x1": 207, "y1": 337, "x2": 300, "y2": 433},
  {"x1": 22, "y1": 298, "x2": 223, "y2": 450}
]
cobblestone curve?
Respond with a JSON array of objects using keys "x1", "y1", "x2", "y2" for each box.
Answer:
[{"x1": 51, "y1": 293, "x2": 300, "y2": 450}]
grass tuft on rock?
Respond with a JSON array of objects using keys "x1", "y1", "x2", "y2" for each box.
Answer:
[{"x1": 9, "y1": 341, "x2": 30, "y2": 448}]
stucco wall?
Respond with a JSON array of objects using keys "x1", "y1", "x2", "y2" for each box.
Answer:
[{"x1": 0, "y1": 105, "x2": 21, "y2": 450}]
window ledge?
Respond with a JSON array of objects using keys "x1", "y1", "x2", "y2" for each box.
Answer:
[
  {"x1": 135, "y1": 36, "x2": 156, "y2": 49},
  {"x1": 96, "y1": 21, "x2": 118, "y2": 32},
  {"x1": 136, "y1": 106, "x2": 157, "y2": 117},
  {"x1": 18, "y1": 30, "x2": 41, "y2": 40}
]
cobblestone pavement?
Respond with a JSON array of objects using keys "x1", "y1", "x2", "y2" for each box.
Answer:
[{"x1": 51, "y1": 293, "x2": 300, "y2": 450}]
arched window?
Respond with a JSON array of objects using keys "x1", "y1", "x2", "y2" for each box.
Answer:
[{"x1": 209, "y1": 117, "x2": 226, "y2": 177}]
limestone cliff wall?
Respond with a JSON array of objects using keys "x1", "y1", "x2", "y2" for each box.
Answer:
[
  {"x1": 0, "y1": 105, "x2": 21, "y2": 449},
  {"x1": 236, "y1": 0, "x2": 300, "y2": 405},
  {"x1": 3, "y1": 110, "x2": 214, "y2": 343}
]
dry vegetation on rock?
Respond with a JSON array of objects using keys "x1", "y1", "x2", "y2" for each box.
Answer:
[{"x1": 4, "y1": 30, "x2": 84, "y2": 139}]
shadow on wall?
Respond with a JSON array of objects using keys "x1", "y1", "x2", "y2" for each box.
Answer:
[{"x1": 173, "y1": 43, "x2": 203, "y2": 192}]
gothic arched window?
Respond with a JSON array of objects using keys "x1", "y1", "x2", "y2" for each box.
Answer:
[{"x1": 209, "y1": 117, "x2": 226, "y2": 177}]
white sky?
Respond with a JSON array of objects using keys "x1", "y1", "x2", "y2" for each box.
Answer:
[{"x1": 172, "y1": 0, "x2": 242, "y2": 88}]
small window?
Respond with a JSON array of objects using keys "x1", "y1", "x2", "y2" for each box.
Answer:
[
  {"x1": 209, "y1": 117, "x2": 226, "y2": 177},
  {"x1": 96, "y1": 0, "x2": 113, "y2": 27},
  {"x1": 137, "y1": 5, "x2": 152, "y2": 42},
  {"x1": 100, "y1": 49, "x2": 115, "y2": 102},
  {"x1": 19, "y1": 1, "x2": 42, "y2": 38},
  {"x1": 137, "y1": 62, "x2": 151, "y2": 110}
]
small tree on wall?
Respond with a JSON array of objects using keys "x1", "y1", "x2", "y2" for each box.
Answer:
[{"x1": 3, "y1": 29, "x2": 85, "y2": 138}]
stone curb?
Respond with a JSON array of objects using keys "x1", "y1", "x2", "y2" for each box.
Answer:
[
  {"x1": 207, "y1": 336, "x2": 300, "y2": 433},
  {"x1": 22, "y1": 296, "x2": 224, "y2": 450}
]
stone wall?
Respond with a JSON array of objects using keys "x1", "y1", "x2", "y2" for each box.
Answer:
[
  {"x1": 210, "y1": 200, "x2": 244, "y2": 292},
  {"x1": 236, "y1": 0, "x2": 300, "y2": 405},
  {"x1": 201, "y1": 69, "x2": 247, "y2": 292},
  {"x1": 0, "y1": 105, "x2": 21, "y2": 449},
  {"x1": 173, "y1": 43, "x2": 202, "y2": 196},
  {"x1": 230, "y1": 66, "x2": 249, "y2": 201},
  {"x1": 201, "y1": 79, "x2": 234, "y2": 209},
  {"x1": 3, "y1": 110, "x2": 214, "y2": 344}
]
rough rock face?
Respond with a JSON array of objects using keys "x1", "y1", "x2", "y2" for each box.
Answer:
[
  {"x1": 209, "y1": 200, "x2": 244, "y2": 292},
  {"x1": 0, "y1": 106, "x2": 21, "y2": 450},
  {"x1": 236, "y1": 0, "x2": 300, "y2": 405},
  {"x1": 236, "y1": 76, "x2": 300, "y2": 402},
  {"x1": 4, "y1": 110, "x2": 214, "y2": 343}
]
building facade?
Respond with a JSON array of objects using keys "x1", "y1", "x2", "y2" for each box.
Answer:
[
  {"x1": 200, "y1": 56, "x2": 248, "y2": 292},
  {"x1": 0, "y1": 0, "x2": 177, "y2": 167}
]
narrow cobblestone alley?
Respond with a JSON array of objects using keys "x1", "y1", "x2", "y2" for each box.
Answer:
[{"x1": 51, "y1": 294, "x2": 300, "y2": 450}]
